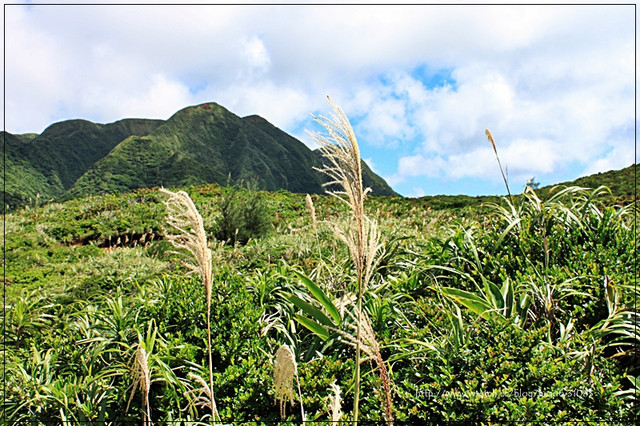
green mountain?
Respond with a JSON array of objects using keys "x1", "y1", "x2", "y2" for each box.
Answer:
[
  {"x1": 2, "y1": 118, "x2": 164, "y2": 207},
  {"x1": 2, "y1": 131, "x2": 63, "y2": 207},
  {"x1": 69, "y1": 102, "x2": 397, "y2": 197}
]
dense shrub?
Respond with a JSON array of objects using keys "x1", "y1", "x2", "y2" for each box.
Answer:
[{"x1": 215, "y1": 182, "x2": 272, "y2": 244}]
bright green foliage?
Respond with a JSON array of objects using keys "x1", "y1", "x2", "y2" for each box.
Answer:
[
  {"x1": 215, "y1": 181, "x2": 272, "y2": 244},
  {"x1": 2, "y1": 181, "x2": 637, "y2": 422}
]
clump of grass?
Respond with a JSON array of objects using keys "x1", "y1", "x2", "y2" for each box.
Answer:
[
  {"x1": 160, "y1": 188, "x2": 220, "y2": 422},
  {"x1": 127, "y1": 346, "x2": 151, "y2": 425},
  {"x1": 310, "y1": 96, "x2": 390, "y2": 424},
  {"x1": 305, "y1": 193, "x2": 317, "y2": 233},
  {"x1": 274, "y1": 344, "x2": 304, "y2": 420}
]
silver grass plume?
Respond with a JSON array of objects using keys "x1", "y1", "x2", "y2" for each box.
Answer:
[
  {"x1": 127, "y1": 346, "x2": 152, "y2": 425},
  {"x1": 310, "y1": 96, "x2": 386, "y2": 424},
  {"x1": 329, "y1": 381, "x2": 343, "y2": 422},
  {"x1": 160, "y1": 188, "x2": 220, "y2": 422},
  {"x1": 274, "y1": 344, "x2": 305, "y2": 421},
  {"x1": 160, "y1": 188, "x2": 213, "y2": 307}
]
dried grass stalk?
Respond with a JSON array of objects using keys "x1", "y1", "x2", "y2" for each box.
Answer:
[
  {"x1": 127, "y1": 346, "x2": 152, "y2": 425},
  {"x1": 338, "y1": 309, "x2": 394, "y2": 424},
  {"x1": 160, "y1": 188, "x2": 213, "y2": 307},
  {"x1": 274, "y1": 344, "x2": 305, "y2": 420},
  {"x1": 310, "y1": 96, "x2": 386, "y2": 423},
  {"x1": 329, "y1": 381, "x2": 343, "y2": 422},
  {"x1": 160, "y1": 188, "x2": 220, "y2": 422},
  {"x1": 485, "y1": 129, "x2": 512, "y2": 199},
  {"x1": 185, "y1": 371, "x2": 220, "y2": 421},
  {"x1": 305, "y1": 193, "x2": 317, "y2": 233}
]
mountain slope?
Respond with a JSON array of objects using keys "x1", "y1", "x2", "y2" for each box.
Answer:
[
  {"x1": 71, "y1": 102, "x2": 397, "y2": 197},
  {"x1": 23, "y1": 118, "x2": 164, "y2": 189},
  {"x1": 3, "y1": 118, "x2": 164, "y2": 207},
  {"x1": 2, "y1": 131, "x2": 65, "y2": 206}
]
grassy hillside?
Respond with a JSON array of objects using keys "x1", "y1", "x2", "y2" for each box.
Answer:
[
  {"x1": 2, "y1": 119, "x2": 163, "y2": 208},
  {"x1": 3, "y1": 177, "x2": 636, "y2": 422},
  {"x1": 536, "y1": 163, "x2": 637, "y2": 205}
]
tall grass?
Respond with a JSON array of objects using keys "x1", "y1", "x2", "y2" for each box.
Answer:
[
  {"x1": 160, "y1": 188, "x2": 220, "y2": 422},
  {"x1": 274, "y1": 344, "x2": 305, "y2": 420},
  {"x1": 311, "y1": 96, "x2": 391, "y2": 424}
]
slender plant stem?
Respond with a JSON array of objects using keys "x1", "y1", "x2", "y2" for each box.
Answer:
[
  {"x1": 353, "y1": 277, "x2": 362, "y2": 425},
  {"x1": 207, "y1": 307, "x2": 219, "y2": 423},
  {"x1": 296, "y1": 372, "x2": 305, "y2": 421}
]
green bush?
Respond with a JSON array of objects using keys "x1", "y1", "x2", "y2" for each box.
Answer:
[{"x1": 215, "y1": 182, "x2": 272, "y2": 244}]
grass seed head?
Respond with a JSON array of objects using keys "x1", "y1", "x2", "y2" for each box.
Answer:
[
  {"x1": 329, "y1": 381, "x2": 343, "y2": 422},
  {"x1": 274, "y1": 344, "x2": 297, "y2": 419},
  {"x1": 160, "y1": 188, "x2": 213, "y2": 307}
]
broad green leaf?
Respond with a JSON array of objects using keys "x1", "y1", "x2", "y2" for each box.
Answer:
[
  {"x1": 295, "y1": 271, "x2": 341, "y2": 325},
  {"x1": 294, "y1": 314, "x2": 330, "y2": 341},
  {"x1": 501, "y1": 278, "x2": 514, "y2": 318},
  {"x1": 441, "y1": 287, "x2": 493, "y2": 319},
  {"x1": 286, "y1": 293, "x2": 334, "y2": 327},
  {"x1": 482, "y1": 277, "x2": 503, "y2": 311}
]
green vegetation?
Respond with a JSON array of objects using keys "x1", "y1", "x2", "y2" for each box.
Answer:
[
  {"x1": 2, "y1": 119, "x2": 163, "y2": 207},
  {"x1": 2, "y1": 173, "x2": 636, "y2": 422},
  {"x1": 537, "y1": 163, "x2": 638, "y2": 206}
]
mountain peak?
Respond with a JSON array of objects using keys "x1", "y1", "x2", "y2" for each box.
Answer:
[{"x1": 4, "y1": 101, "x2": 398, "y2": 208}]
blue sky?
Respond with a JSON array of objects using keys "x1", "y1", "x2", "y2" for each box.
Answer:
[{"x1": 3, "y1": 1, "x2": 636, "y2": 197}]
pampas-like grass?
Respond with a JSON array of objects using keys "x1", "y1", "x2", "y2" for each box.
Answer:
[
  {"x1": 160, "y1": 188, "x2": 220, "y2": 422},
  {"x1": 127, "y1": 346, "x2": 152, "y2": 425},
  {"x1": 331, "y1": 308, "x2": 394, "y2": 424},
  {"x1": 274, "y1": 344, "x2": 305, "y2": 421},
  {"x1": 185, "y1": 371, "x2": 220, "y2": 421},
  {"x1": 310, "y1": 96, "x2": 383, "y2": 295},
  {"x1": 311, "y1": 96, "x2": 387, "y2": 424},
  {"x1": 160, "y1": 188, "x2": 213, "y2": 307},
  {"x1": 486, "y1": 129, "x2": 512, "y2": 200},
  {"x1": 305, "y1": 193, "x2": 317, "y2": 233},
  {"x1": 328, "y1": 381, "x2": 343, "y2": 422}
]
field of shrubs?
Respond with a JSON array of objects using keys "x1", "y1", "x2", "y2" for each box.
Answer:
[{"x1": 3, "y1": 175, "x2": 637, "y2": 423}]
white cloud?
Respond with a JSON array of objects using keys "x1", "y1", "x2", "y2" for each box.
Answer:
[{"x1": 241, "y1": 36, "x2": 271, "y2": 77}]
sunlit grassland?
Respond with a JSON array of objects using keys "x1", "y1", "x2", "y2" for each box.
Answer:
[{"x1": 2, "y1": 178, "x2": 637, "y2": 423}]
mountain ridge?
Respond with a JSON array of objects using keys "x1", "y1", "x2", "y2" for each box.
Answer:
[{"x1": 3, "y1": 102, "x2": 397, "y2": 208}]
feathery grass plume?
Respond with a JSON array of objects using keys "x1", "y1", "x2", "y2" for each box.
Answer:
[
  {"x1": 485, "y1": 129, "x2": 512, "y2": 201},
  {"x1": 185, "y1": 372, "x2": 220, "y2": 421},
  {"x1": 274, "y1": 344, "x2": 305, "y2": 420},
  {"x1": 328, "y1": 381, "x2": 343, "y2": 422},
  {"x1": 311, "y1": 95, "x2": 385, "y2": 423},
  {"x1": 305, "y1": 193, "x2": 317, "y2": 233},
  {"x1": 127, "y1": 346, "x2": 152, "y2": 425},
  {"x1": 160, "y1": 188, "x2": 212, "y2": 306},
  {"x1": 160, "y1": 188, "x2": 220, "y2": 422}
]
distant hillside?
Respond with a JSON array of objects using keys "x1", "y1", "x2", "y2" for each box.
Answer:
[
  {"x1": 409, "y1": 163, "x2": 637, "y2": 212},
  {"x1": 536, "y1": 163, "x2": 637, "y2": 204},
  {"x1": 3, "y1": 131, "x2": 64, "y2": 207},
  {"x1": 69, "y1": 103, "x2": 396, "y2": 198},
  {"x1": 2, "y1": 119, "x2": 163, "y2": 207},
  {"x1": 4, "y1": 102, "x2": 396, "y2": 209}
]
